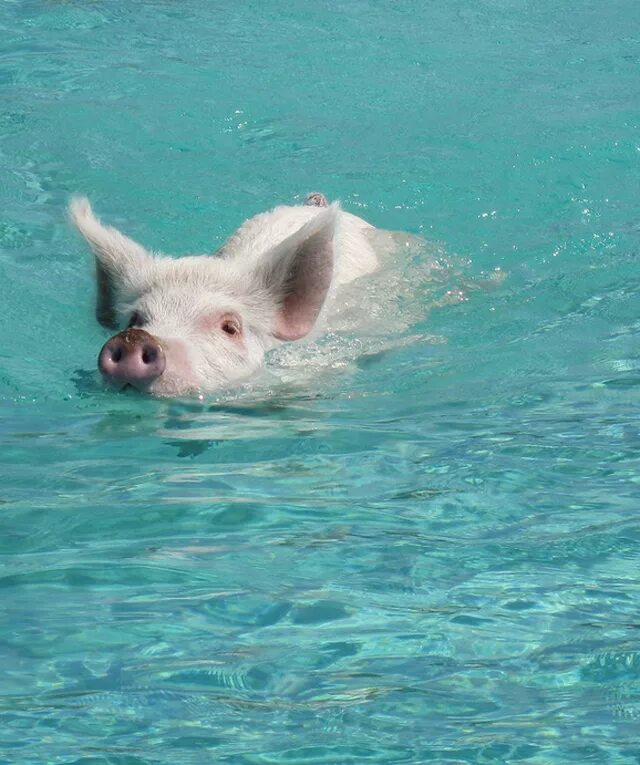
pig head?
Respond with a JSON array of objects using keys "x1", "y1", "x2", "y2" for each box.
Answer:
[{"x1": 69, "y1": 196, "x2": 376, "y2": 396}]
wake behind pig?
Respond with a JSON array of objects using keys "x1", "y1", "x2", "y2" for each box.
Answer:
[{"x1": 70, "y1": 192, "x2": 398, "y2": 397}]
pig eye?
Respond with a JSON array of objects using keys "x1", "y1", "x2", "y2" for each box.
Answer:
[
  {"x1": 127, "y1": 311, "x2": 146, "y2": 328},
  {"x1": 220, "y1": 314, "x2": 242, "y2": 337}
]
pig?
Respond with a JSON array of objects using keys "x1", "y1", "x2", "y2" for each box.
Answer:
[{"x1": 69, "y1": 192, "x2": 384, "y2": 397}]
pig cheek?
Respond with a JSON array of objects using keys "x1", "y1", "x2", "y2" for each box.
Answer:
[
  {"x1": 154, "y1": 337, "x2": 198, "y2": 391},
  {"x1": 244, "y1": 332, "x2": 266, "y2": 372},
  {"x1": 196, "y1": 314, "x2": 220, "y2": 335},
  {"x1": 213, "y1": 331, "x2": 264, "y2": 384}
]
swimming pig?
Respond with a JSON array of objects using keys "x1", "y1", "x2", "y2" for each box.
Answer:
[{"x1": 70, "y1": 192, "x2": 382, "y2": 397}]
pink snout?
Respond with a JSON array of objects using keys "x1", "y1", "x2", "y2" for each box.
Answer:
[{"x1": 98, "y1": 329, "x2": 166, "y2": 390}]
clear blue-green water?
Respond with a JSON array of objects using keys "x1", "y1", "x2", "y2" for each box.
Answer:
[{"x1": 1, "y1": 1, "x2": 640, "y2": 763}]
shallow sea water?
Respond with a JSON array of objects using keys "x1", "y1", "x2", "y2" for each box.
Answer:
[{"x1": 1, "y1": 1, "x2": 640, "y2": 763}]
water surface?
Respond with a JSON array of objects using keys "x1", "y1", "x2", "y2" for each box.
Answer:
[{"x1": 1, "y1": 1, "x2": 639, "y2": 763}]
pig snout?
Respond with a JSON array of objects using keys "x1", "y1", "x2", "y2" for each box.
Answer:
[{"x1": 98, "y1": 329, "x2": 166, "y2": 390}]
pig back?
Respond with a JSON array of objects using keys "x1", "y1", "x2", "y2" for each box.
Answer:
[{"x1": 218, "y1": 205, "x2": 378, "y2": 286}]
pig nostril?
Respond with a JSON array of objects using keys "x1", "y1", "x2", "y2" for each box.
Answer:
[
  {"x1": 99, "y1": 329, "x2": 165, "y2": 388},
  {"x1": 142, "y1": 345, "x2": 157, "y2": 365}
]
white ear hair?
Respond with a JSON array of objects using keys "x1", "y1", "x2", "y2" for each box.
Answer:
[
  {"x1": 69, "y1": 197, "x2": 154, "y2": 328},
  {"x1": 258, "y1": 202, "x2": 340, "y2": 341},
  {"x1": 68, "y1": 196, "x2": 153, "y2": 276}
]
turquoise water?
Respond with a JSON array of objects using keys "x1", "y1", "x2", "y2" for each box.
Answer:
[{"x1": 1, "y1": 1, "x2": 640, "y2": 762}]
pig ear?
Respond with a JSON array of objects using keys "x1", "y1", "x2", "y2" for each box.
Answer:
[
  {"x1": 258, "y1": 203, "x2": 339, "y2": 341},
  {"x1": 68, "y1": 197, "x2": 153, "y2": 329}
]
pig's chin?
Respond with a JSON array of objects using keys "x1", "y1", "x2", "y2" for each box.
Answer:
[
  {"x1": 104, "y1": 370, "x2": 199, "y2": 397},
  {"x1": 146, "y1": 379, "x2": 200, "y2": 397},
  {"x1": 146, "y1": 364, "x2": 263, "y2": 398},
  {"x1": 143, "y1": 372, "x2": 250, "y2": 398},
  {"x1": 145, "y1": 353, "x2": 201, "y2": 397}
]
